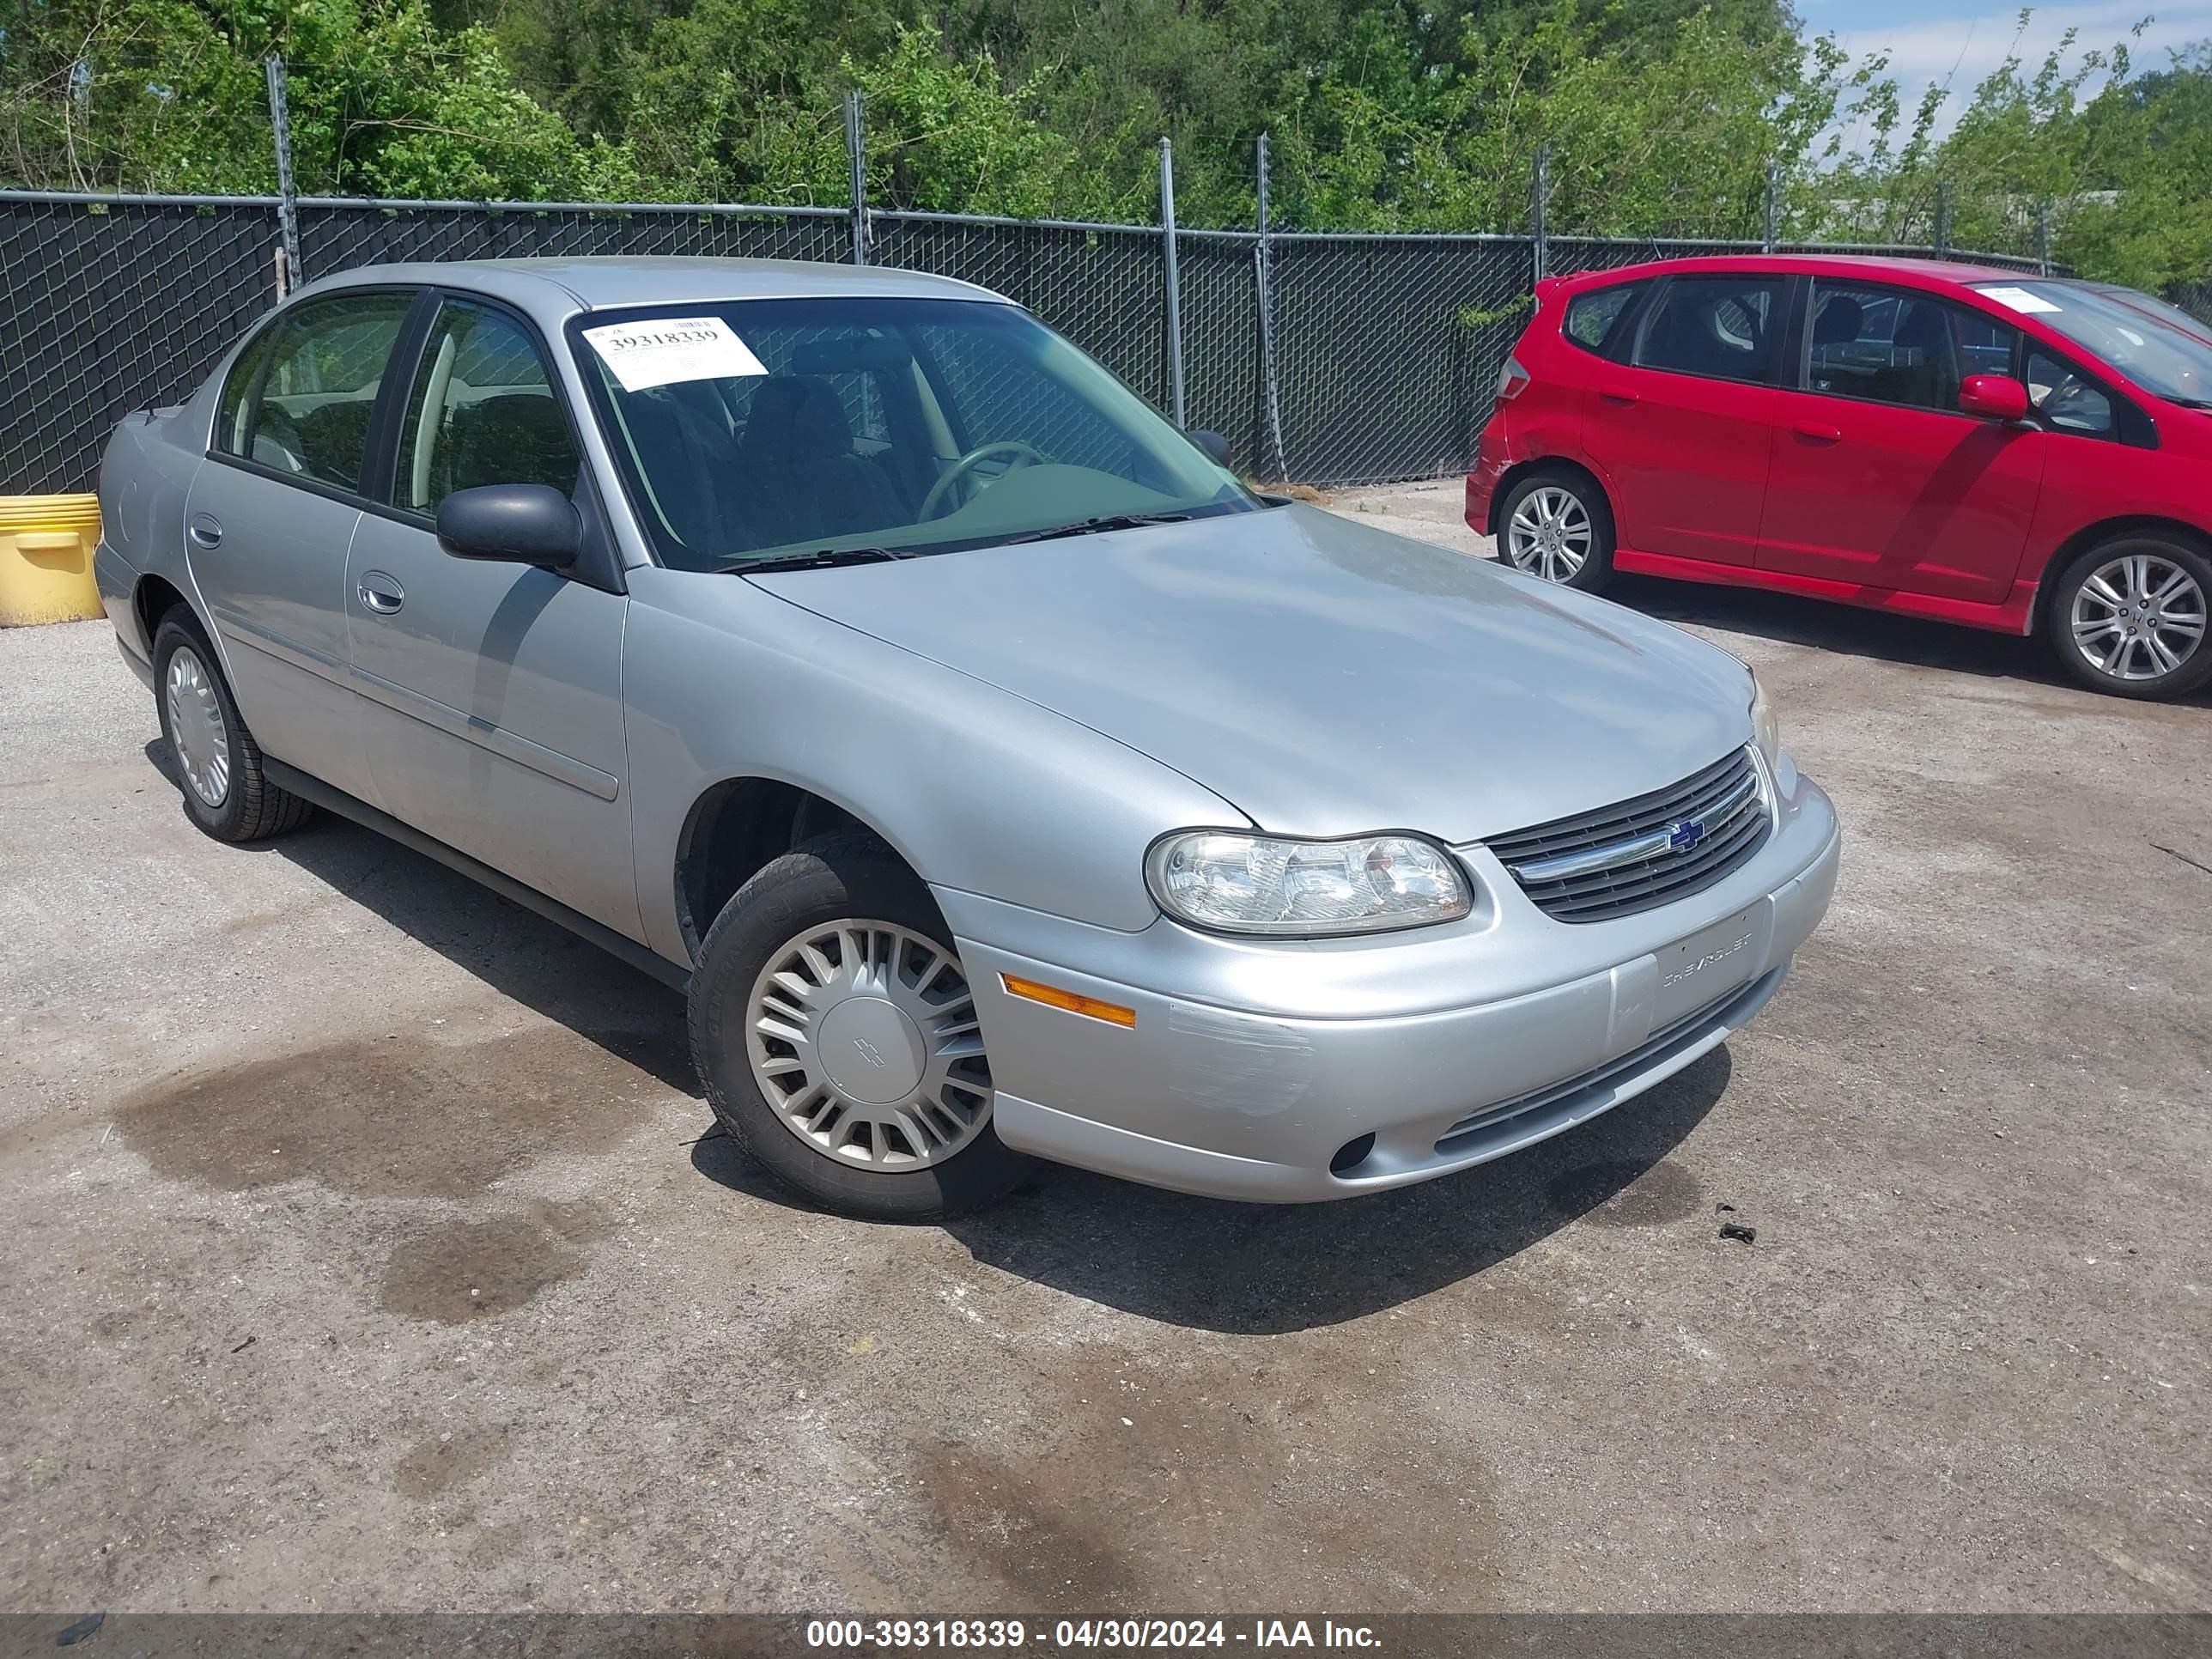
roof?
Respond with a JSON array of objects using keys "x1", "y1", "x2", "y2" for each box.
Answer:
[
  {"x1": 297, "y1": 255, "x2": 1007, "y2": 314},
  {"x1": 1553, "y1": 252, "x2": 2051, "y2": 289}
]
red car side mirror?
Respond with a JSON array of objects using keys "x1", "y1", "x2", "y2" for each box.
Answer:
[{"x1": 1959, "y1": 374, "x2": 2031, "y2": 423}]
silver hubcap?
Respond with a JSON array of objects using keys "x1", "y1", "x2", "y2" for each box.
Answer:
[
  {"x1": 1506, "y1": 485, "x2": 1593, "y2": 582},
  {"x1": 164, "y1": 645, "x2": 232, "y2": 808},
  {"x1": 2070, "y1": 552, "x2": 2207, "y2": 682},
  {"x1": 746, "y1": 920, "x2": 993, "y2": 1170}
]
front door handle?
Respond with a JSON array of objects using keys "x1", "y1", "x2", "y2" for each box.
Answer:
[
  {"x1": 357, "y1": 574, "x2": 404, "y2": 615},
  {"x1": 1794, "y1": 423, "x2": 1843, "y2": 443},
  {"x1": 187, "y1": 514, "x2": 222, "y2": 548}
]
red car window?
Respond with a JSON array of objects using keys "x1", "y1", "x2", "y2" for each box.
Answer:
[
  {"x1": 1564, "y1": 283, "x2": 1644, "y2": 357},
  {"x1": 1808, "y1": 280, "x2": 2021, "y2": 412},
  {"x1": 1633, "y1": 276, "x2": 1786, "y2": 386}
]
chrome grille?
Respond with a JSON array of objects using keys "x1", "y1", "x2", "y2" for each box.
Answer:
[{"x1": 1486, "y1": 748, "x2": 1771, "y2": 923}]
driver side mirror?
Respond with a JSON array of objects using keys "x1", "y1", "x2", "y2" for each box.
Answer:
[
  {"x1": 1959, "y1": 374, "x2": 2030, "y2": 423},
  {"x1": 1188, "y1": 428, "x2": 1233, "y2": 467},
  {"x1": 436, "y1": 483, "x2": 581, "y2": 568}
]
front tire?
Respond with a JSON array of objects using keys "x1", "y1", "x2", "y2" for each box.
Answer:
[
  {"x1": 2045, "y1": 534, "x2": 2212, "y2": 701},
  {"x1": 151, "y1": 609, "x2": 313, "y2": 842},
  {"x1": 1497, "y1": 468, "x2": 1616, "y2": 592},
  {"x1": 687, "y1": 830, "x2": 1034, "y2": 1221}
]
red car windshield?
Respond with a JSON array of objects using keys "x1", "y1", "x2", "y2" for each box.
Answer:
[{"x1": 1978, "y1": 280, "x2": 2212, "y2": 407}]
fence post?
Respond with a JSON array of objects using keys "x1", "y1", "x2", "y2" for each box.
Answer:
[
  {"x1": 2037, "y1": 201, "x2": 2053, "y2": 276},
  {"x1": 1253, "y1": 132, "x2": 1288, "y2": 483},
  {"x1": 1159, "y1": 137, "x2": 1187, "y2": 428},
  {"x1": 1934, "y1": 179, "x2": 1953, "y2": 259},
  {"x1": 843, "y1": 90, "x2": 870, "y2": 264},
  {"x1": 1762, "y1": 161, "x2": 1780, "y2": 252},
  {"x1": 1530, "y1": 144, "x2": 1550, "y2": 285},
  {"x1": 264, "y1": 55, "x2": 303, "y2": 293}
]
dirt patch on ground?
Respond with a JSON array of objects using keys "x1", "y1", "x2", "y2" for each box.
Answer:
[
  {"x1": 393, "y1": 1425, "x2": 516, "y2": 1501},
  {"x1": 909, "y1": 1340, "x2": 1504, "y2": 1607},
  {"x1": 1545, "y1": 1157, "x2": 1705, "y2": 1227},
  {"x1": 379, "y1": 1199, "x2": 615, "y2": 1324},
  {"x1": 115, "y1": 1030, "x2": 665, "y2": 1201}
]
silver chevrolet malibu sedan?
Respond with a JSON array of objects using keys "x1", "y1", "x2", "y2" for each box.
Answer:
[{"x1": 95, "y1": 256, "x2": 1840, "y2": 1220}]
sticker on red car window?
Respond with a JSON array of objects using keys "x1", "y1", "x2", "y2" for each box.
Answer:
[
  {"x1": 581, "y1": 316, "x2": 767, "y2": 391},
  {"x1": 1980, "y1": 286, "x2": 2062, "y2": 315}
]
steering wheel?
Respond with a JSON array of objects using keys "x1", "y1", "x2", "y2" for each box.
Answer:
[
  {"x1": 919, "y1": 441, "x2": 1045, "y2": 521},
  {"x1": 2041, "y1": 376, "x2": 2107, "y2": 433}
]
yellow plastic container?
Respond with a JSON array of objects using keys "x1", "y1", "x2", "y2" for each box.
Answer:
[{"x1": 0, "y1": 494, "x2": 104, "y2": 626}]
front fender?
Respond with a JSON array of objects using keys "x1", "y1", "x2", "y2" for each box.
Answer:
[{"x1": 622, "y1": 567, "x2": 1250, "y2": 967}]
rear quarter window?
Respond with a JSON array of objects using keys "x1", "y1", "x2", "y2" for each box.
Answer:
[{"x1": 1564, "y1": 283, "x2": 1644, "y2": 356}]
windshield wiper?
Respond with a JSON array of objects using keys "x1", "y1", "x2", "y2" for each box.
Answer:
[
  {"x1": 733, "y1": 546, "x2": 912, "y2": 574},
  {"x1": 1004, "y1": 511, "x2": 1192, "y2": 545},
  {"x1": 2163, "y1": 395, "x2": 2212, "y2": 410}
]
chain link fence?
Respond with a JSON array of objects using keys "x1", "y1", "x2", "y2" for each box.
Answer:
[
  {"x1": 2170, "y1": 282, "x2": 2212, "y2": 327},
  {"x1": 0, "y1": 162, "x2": 2070, "y2": 500}
]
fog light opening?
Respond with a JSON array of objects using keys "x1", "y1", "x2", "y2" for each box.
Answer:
[{"x1": 1330, "y1": 1133, "x2": 1376, "y2": 1176}]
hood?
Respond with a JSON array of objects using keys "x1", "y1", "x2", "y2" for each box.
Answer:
[{"x1": 749, "y1": 503, "x2": 1755, "y2": 843}]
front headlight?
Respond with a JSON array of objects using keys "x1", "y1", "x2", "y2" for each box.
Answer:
[
  {"x1": 1750, "y1": 673, "x2": 1782, "y2": 772},
  {"x1": 1146, "y1": 830, "x2": 1473, "y2": 936}
]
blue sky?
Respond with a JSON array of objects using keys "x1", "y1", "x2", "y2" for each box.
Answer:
[{"x1": 1809, "y1": 0, "x2": 2212, "y2": 141}]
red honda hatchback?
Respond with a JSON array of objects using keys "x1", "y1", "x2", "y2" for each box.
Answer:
[{"x1": 1466, "y1": 254, "x2": 2212, "y2": 699}]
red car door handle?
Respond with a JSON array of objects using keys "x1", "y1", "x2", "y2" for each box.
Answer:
[
  {"x1": 1600, "y1": 388, "x2": 1640, "y2": 406},
  {"x1": 1794, "y1": 422, "x2": 1843, "y2": 442}
]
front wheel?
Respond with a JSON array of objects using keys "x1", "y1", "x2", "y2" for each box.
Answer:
[
  {"x1": 1497, "y1": 469, "x2": 1616, "y2": 592},
  {"x1": 2045, "y1": 535, "x2": 2212, "y2": 701},
  {"x1": 686, "y1": 830, "x2": 1035, "y2": 1220}
]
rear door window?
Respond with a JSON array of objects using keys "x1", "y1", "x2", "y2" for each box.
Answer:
[
  {"x1": 1633, "y1": 276, "x2": 1786, "y2": 386},
  {"x1": 225, "y1": 292, "x2": 415, "y2": 489},
  {"x1": 215, "y1": 325, "x2": 280, "y2": 458}
]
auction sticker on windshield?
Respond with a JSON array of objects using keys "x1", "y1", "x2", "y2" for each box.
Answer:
[
  {"x1": 582, "y1": 316, "x2": 768, "y2": 391},
  {"x1": 1980, "y1": 286, "x2": 2063, "y2": 315}
]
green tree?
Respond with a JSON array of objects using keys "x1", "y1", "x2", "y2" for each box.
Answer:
[
  {"x1": 0, "y1": 0, "x2": 2205, "y2": 289},
  {"x1": 0, "y1": 0, "x2": 635, "y2": 196}
]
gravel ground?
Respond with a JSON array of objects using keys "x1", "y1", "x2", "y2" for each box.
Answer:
[{"x1": 2, "y1": 481, "x2": 2208, "y2": 1615}]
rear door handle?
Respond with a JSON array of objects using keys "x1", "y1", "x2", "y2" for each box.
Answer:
[
  {"x1": 187, "y1": 514, "x2": 222, "y2": 548},
  {"x1": 1599, "y1": 388, "x2": 1641, "y2": 406},
  {"x1": 1794, "y1": 423, "x2": 1843, "y2": 443},
  {"x1": 357, "y1": 574, "x2": 404, "y2": 615}
]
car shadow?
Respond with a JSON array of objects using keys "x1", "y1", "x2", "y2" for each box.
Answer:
[
  {"x1": 1603, "y1": 571, "x2": 2212, "y2": 706},
  {"x1": 147, "y1": 738, "x2": 699, "y2": 1097},
  {"x1": 1606, "y1": 573, "x2": 2062, "y2": 683},
  {"x1": 696, "y1": 1044, "x2": 1734, "y2": 1335},
  {"x1": 149, "y1": 734, "x2": 1735, "y2": 1330}
]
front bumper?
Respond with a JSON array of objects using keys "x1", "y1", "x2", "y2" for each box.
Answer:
[{"x1": 941, "y1": 765, "x2": 1840, "y2": 1202}]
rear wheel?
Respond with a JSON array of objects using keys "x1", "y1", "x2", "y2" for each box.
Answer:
[
  {"x1": 687, "y1": 830, "x2": 1034, "y2": 1221},
  {"x1": 151, "y1": 610, "x2": 313, "y2": 842},
  {"x1": 2045, "y1": 534, "x2": 2212, "y2": 701},
  {"x1": 1497, "y1": 469, "x2": 1615, "y2": 592}
]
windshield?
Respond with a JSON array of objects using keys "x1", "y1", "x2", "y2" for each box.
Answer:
[
  {"x1": 1976, "y1": 280, "x2": 2212, "y2": 405},
  {"x1": 2086, "y1": 283, "x2": 2212, "y2": 348},
  {"x1": 568, "y1": 297, "x2": 1255, "y2": 569}
]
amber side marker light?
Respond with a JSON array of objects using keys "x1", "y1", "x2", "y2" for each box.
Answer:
[{"x1": 1000, "y1": 973, "x2": 1137, "y2": 1028}]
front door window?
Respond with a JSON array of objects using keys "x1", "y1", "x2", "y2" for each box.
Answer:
[
  {"x1": 224, "y1": 292, "x2": 414, "y2": 489},
  {"x1": 395, "y1": 301, "x2": 581, "y2": 513}
]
